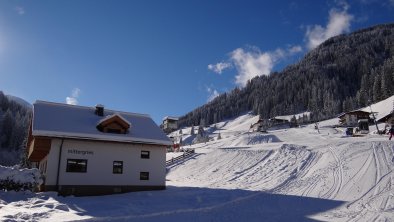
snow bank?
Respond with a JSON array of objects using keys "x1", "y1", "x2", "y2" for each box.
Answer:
[
  {"x1": 0, "y1": 165, "x2": 42, "y2": 191},
  {"x1": 230, "y1": 132, "x2": 281, "y2": 146}
]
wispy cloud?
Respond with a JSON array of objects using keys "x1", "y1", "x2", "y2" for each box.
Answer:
[
  {"x1": 288, "y1": 45, "x2": 303, "y2": 54},
  {"x1": 305, "y1": 2, "x2": 353, "y2": 50},
  {"x1": 15, "y1": 6, "x2": 25, "y2": 15},
  {"x1": 66, "y1": 88, "x2": 81, "y2": 105},
  {"x1": 207, "y1": 87, "x2": 219, "y2": 102},
  {"x1": 208, "y1": 62, "x2": 232, "y2": 74},
  {"x1": 229, "y1": 45, "x2": 302, "y2": 87}
]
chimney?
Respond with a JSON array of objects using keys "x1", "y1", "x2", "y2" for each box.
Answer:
[{"x1": 95, "y1": 104, "x2": 104, "y2": 116}]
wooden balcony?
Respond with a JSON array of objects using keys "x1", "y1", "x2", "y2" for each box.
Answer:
[{"x1": 28, "y1": 137, "x2": 51, "y2": 162}]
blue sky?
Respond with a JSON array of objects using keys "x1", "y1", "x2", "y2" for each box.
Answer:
[{"x1": 0, "y1": 0, "x2": 393, "y2": 124}]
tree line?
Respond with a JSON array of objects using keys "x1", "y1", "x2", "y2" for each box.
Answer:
[{"x1": 0, "y1": 91, "x2": 31, "y2": 166}]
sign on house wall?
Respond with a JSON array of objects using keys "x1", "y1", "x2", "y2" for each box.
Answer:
[{"x1": 67, "y1": 149, "x2": 94, "y2": 155}]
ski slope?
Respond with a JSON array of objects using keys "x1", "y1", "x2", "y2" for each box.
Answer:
[
  {"x1": 167, "y1": 124, "x2": 394, "y2": 221},
  {"x1": 1, "y1": 96, "x2": 393, "y2": 221}
]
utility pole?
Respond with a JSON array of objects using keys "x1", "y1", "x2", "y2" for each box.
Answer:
[
  {"x1": 314, "y1": 109, "x2": 320, "y2": 134},
  {"x1": 368, "y1": 100, "x2": 379, "y2": 133}
]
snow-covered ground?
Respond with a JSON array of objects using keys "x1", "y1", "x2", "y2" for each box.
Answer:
[{"x1": 1, "y1": 97, "x2": 394, "y2": 221}]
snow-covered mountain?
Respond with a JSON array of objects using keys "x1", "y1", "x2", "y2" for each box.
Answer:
[
  {"x1": 179, "y1": 24, "x2": 394, "y2": 128},
  {"x1": 1, "y1": 95, "x2": 393, "y2": 221}
]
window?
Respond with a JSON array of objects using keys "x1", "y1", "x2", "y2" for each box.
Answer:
[
  {"x1": 113, "y1": 161, "x2": 123, "y2": 174},
  {"x1": 107, "y1": 128, "x2": 122, "y2": 134},
  {"x1": 66, "y1": 159, "x2": 87, "y2": 173},
  {"x1": 141, "y1": 151, "x2": 150, "y2": 159},
  {"x1": 140, "y1": 172, "x2": 149, "y2": 180}
]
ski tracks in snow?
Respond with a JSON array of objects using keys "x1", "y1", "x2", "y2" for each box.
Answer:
[
  {"x1": 322, "y1": 146, "x2": 344, "y2": 199},
  {"x1": 313, "y1": 142, "x2": 394, "y2": 222},
  {"x1": 343, "y1": 142, "x2": 394, "y2": 222}
]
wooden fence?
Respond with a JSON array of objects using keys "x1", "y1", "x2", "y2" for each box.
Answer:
[{"x1": 166, "y1": 149, "x2": 195, "y2": 166}]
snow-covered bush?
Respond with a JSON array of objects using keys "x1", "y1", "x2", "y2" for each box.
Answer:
[{"x1": 0, "y1": 165, "x2": 42, "y2": 191}]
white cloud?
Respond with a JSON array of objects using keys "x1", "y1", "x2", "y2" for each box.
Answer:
[
  {"x1": 15, "y1": 6, "x2": 25, "y2": 15},
  {"x1": 229, "y1": 45, "x2": 302, "y2": 87},
  {"x1": 207, "y1": 87, "x2": 219, "y2": 102},
  {"x1": 66, "y1": 97, "x2": 78, "y2": 105},
  {"x1": 230, "y1": 47, "x2": 274, "y2": 87},
  {"x1": 207, "y1": 45, "x2": 302, "y2": 88},
  {"x1": 305, "y1": 4, "x2": 353, "y2": 50},
  {"x1": 66, "y1": 88, "x2": 81, "y2": 105},
  {"x1": 208, "y1": 62, "x2": 232, "y2": 74}
]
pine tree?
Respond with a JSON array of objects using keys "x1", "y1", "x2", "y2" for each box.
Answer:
[
  {"x1": 190, "y1": 125, "x2": 195, "y2": 135},
  {"x1": 1, "y1": 109, "x2": 14, "y2": 149},
  {"x1": 372, "y1": 71, "x2": 382, "y2": 102}
]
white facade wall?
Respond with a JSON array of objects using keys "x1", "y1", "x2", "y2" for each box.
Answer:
[
  {"x1": 42, "y1": 138, "x2": 166, "y2": 187},
  {"x1": 163, "y1": 119, "x2": 178, "y2": 131},
  {"x1": 345, "y1": 114, "x2": 357, "y2": 126}
]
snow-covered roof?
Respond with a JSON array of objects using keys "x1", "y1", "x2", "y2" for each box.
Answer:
[
  {"x1": 163, "y1": 116, "x2": 179, "y2": 121},
  {"x1": 337, "y1": 110, "x2": 370, "y2": 119},
  {"x1": 274, "y1": 111, "x2": 311, "y2": 121},
  {"x1": 32, "y1": 101, "x2": 172, "y2": 146},
  {"x1": 360, "y1": 95, "x2": 394, "y2": 121}
]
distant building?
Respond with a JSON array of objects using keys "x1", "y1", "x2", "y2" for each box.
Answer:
[
  {"x1": 162, "y1": 116, "x2": 179, "y2": 133},
  {"x1": 295, "y1": 112, "x2": 312, "y2": 125},
  {"x1": 27, "y1": 101, "x2": 171, "y2": 196},
  {"x1": 269, "y1": 117, "x2": 289, "y2": 126},
  {"x1": 269, "y1": 112, "x2": 312, "y2": 128},
  {"x1": 250, "y1": 119, "x2": 267, "y2": 132},
  {"x1": 338, "y1": 110, "x2": 371, "y2": 126}
]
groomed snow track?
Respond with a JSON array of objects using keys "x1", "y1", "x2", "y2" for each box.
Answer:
[{"x1": 167, "y1": 140, "x2": 394, "y2": 221}]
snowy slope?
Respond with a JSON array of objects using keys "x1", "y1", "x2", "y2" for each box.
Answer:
[{"x1": 1, "y1": 96, "x2": 394, "y2": 221}]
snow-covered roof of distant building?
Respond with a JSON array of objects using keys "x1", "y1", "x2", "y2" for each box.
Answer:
[
  {"x1": 163, "y1": 116, "x2": 179, "y2": 121},
  {"x1": 337, "y1": 110, "x2": 371, "y2": 119},
  {"x1": 274, "y1": 111, "x2": 311, "y2": 121},
  {"x1": 32, "y1": 100, "x2": 172, "y2": 146},
  {"x1": 360, "y1": 95, "x2": 394, "y2": 121}
]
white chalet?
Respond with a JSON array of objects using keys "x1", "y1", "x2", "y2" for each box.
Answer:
[
  {"x1": 27, "y1": 101, "x2": 171, "y2": 196},
  {"x1": 162, "y1": 116, "x2": 179, "y2": 133}
]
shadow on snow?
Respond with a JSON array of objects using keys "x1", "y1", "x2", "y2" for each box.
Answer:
[{"x1": 2, "y1": 186, "x2": 345, "y2": 222}]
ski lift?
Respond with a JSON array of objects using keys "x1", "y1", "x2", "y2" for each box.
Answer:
[{"x1": 356, "y1": 119, "x2": 369, "y2": 134}]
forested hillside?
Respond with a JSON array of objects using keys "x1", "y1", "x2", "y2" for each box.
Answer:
[
  {"x1": 179, "y1": 23, "x2": 394, "y2": 127},
  {"x1": 0, "y1": 91, "x2": 31, "y2": 166}
]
